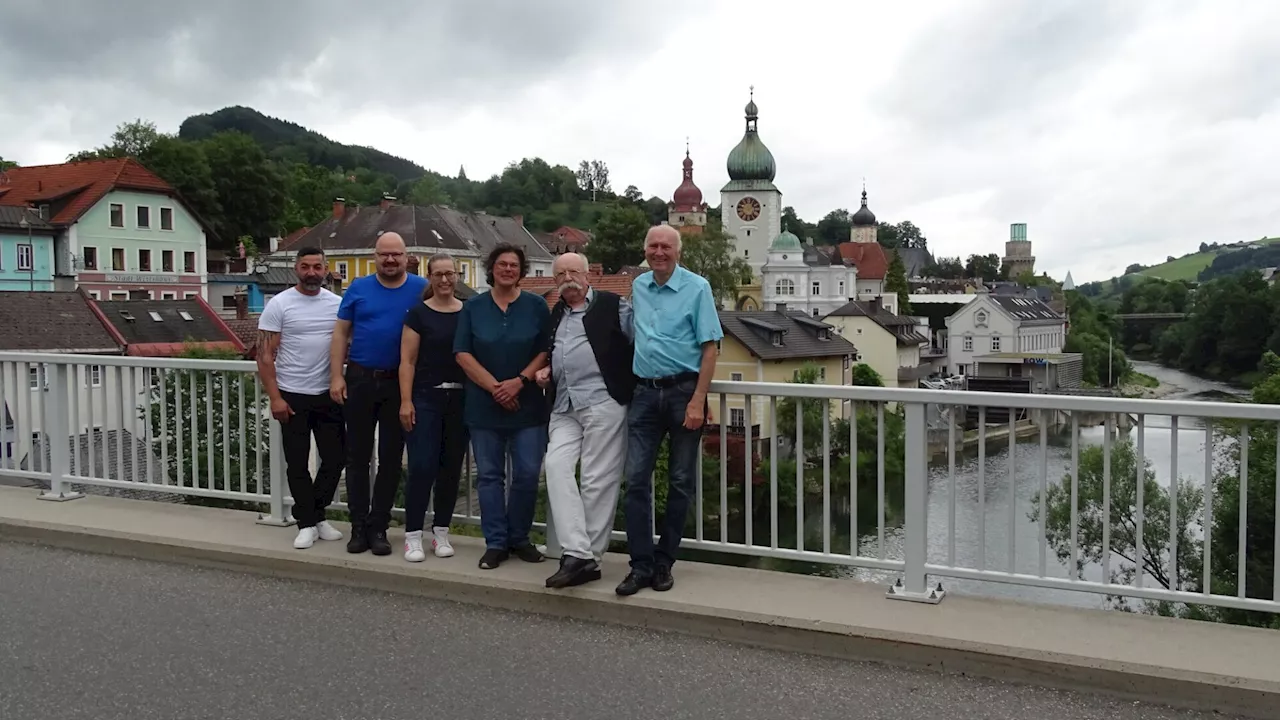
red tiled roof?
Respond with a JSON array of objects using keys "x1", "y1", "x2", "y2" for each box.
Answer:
[
  {"x1": 551, "y1": 226, "x2": 592, "y2": 246},
  {"x1": 223, "y1": 316, "x2": 261, "y2": 358},
  {"x1": 277, "y1": 226, "x2": 312, "y2": 252},
  {"x1": 0, "y1": 158, "x2": 175, "y2": 225},
  {"x1": 836, "y1": 242, "x2": 888, "y2": 280},
  {"x1": 519, "y1": 274, "x2": 635, "y2": 309}
]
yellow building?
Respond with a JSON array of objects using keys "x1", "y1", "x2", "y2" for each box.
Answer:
[
  {"x1": 276, "y1": 198, "x2": 554, "y2": 291},
  {"x1": 712, "y1": 310, "x2": 859, "y2": 441},
  {"x1": 822, "y1": 299, "x2": 930, "y2": 388}
]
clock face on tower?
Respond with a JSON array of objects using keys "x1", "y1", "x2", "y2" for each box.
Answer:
[{"x1": 736, "y1": 196, "x2": 761, "y2": 222}]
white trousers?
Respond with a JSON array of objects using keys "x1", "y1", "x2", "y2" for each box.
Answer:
[{"x1": 544, "y1": 399, "x2": 628, "y2": 561}]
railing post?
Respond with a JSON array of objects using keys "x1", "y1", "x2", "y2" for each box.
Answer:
[
  {"x1": 543, "y1": 489, "x2": 562, "y2": 559},
  {"x1": 887, "y1": 400, "x2": 944, "y2": 604},
  {"x1": 38, "y1": 363, "x2": 84, "y2": 502},
  {"x1": 256, "y1": 417, "x2": 294, "y2": 526}
]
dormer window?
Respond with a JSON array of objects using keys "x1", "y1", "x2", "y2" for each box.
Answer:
[
  {"x1": 818, "y1": 328, "x2": 830, "y2": 341},
  {"x1": 771, "y1": 331, "x2": 783, "y2": 347}
]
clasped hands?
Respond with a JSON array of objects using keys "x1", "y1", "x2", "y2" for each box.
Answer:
[{"x1": 490, "y1": 375, "x2": 525, "y2": 411}]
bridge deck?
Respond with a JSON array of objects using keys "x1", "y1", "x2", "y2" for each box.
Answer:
[
  {"x1": 0, "y1": 541, "x2": 1238, "y2": 720},
  {"x1": 1, "y1": 486, "x2": 1277, "y2": 718}
]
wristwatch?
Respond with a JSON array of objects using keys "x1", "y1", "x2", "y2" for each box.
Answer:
[{"x1": 519, "y1": 374, "x2": 534, "y2": 387}]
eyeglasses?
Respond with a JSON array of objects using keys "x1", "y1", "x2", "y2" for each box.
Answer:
[
  {"x1": 494, "y1": 261, "x2": 521, "y2": 271},
  {"x1": 430, "y1": 271, "x2": 457, "y2": 280},
  {"x1": 376, "y1": 252, "x2": 405, "y2": 259},
  {"x1": 553, "y1": 269, "x2": 586, "y2": 280}
]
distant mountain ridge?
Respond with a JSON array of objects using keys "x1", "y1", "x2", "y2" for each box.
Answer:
[{"x1": 178, "y1": 106, "x2": 428, "y2": 182}]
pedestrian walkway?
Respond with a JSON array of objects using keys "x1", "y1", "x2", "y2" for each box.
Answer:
[
  {"x1": 1, "y1": 485, "x2": 1278, "y2": 718},
  {"x1": 0, "y1": 542, "x2": 1249, "y2": 720}
]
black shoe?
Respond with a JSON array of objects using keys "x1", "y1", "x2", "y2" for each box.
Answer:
[
  {"x1": 479, "y1": 548, "x2": 509, "y2": 570},
  {"x1": 368, "y1": 529, "x2": 392, "y2": 556},
  {"x1": 346, "y1": 526, "x2": 369, "y2": 554},
  {"x1": 545, "y1": 556, "x2": 602, "y2": 589},
  {"x1": 615, "y1": 571, "x2": 652, "y2": 596},
  {"x1": 510, "y1": 543, "x2": 545, "y2": 563},
  {"x1": 652, "y1": 565, "x2": 674, "y2": 592}
]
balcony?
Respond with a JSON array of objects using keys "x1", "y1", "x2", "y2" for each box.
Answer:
[{"x1": 3, "y1": 351, "x2": 1280, "y2": 716}]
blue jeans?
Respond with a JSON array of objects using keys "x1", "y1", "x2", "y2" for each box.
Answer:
[
  {"x1": 404, "y1": 388, "x2": 468, "y2": 533},
  {"x1": 623, "y1": 381, "x2": 703, "y2": 575},
  {"x1": 470, "y1": 424, "x2": 547, "y2": 550}
]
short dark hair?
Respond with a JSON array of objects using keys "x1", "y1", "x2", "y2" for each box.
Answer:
[
  {"x1": 484, "y1": 243, "x2": 528, "y2": 286},
  {"x1": 295, "y1": 246, "x2": 325, "y2": 261}
]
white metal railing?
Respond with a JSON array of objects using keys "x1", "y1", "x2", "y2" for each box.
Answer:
[{"x1": 4, "y1": 351, "x2": 1280, "y2": 618}]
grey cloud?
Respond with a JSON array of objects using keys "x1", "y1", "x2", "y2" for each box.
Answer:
[
  {"x1": 878, "y1": 0, "x2": 1144, "y2": 135},
  {"x1": 0, "y1": 0, "x2": 685, "y2": 115}
]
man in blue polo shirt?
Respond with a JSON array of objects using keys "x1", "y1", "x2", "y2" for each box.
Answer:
[
  {"x1": 617, "y1": 224, "x2": 723, "y2": 596},
  {"x1": 329, "y1": 232, "x2": 428, "y2": 555}
]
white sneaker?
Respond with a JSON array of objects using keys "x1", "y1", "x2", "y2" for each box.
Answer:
[
  {"x1": 432, "y1": 526, "x2": 455, "y2": 558},
  {"x1": 293, "y1": 526, "x2": 319, "y2": 549},
  {"x1": 404, "y1": 530, "x2": 426, "y2": 562},
  {"x1": 315, "y1": 520, "x2": 343, "y2": 541}
]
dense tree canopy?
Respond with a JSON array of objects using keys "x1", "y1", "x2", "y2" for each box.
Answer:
[{"x1": 46, "y1": 109, "x2": 938, "y2": 266}]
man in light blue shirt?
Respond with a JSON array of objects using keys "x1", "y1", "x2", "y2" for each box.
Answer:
[{"x1": 617, "y1": 224, "x2": 723, "y2": 596}]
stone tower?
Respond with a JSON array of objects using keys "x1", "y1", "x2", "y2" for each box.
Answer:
[{"x1": 1002, "y1": 222, "x2": 1036, "y2": 278}]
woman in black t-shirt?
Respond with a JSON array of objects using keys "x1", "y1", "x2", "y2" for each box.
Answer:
[{"x1": 398, "y1": 253, "x2": 467, "y2": 563}]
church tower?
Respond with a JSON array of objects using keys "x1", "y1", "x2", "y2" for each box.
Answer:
[
  {"x1": 668, "y1": 143, "x2": 707, "y2": 234},
  {"x1": 850, "y1": 185, "x2": 878, "y2": 243},
  {"x1": 721, "y1": 87, "x2": 781, "y2": 278}
]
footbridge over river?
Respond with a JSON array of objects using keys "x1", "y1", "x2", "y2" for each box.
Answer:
[{"x1": 2, "y1": 351, "x2": 1280, "y2": 719}]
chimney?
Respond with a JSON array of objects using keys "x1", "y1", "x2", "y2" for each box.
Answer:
[
  {"x1": 332, "y1": 197, "x2": 346, "y2": 219},
  {"x1": 380, "y1": 195, "x2": 395, "y2": 211},
  {"x1": 870, "y1": 296, "x2": 882, "y2": 313},
  {"x1": 776, "y1": 302, "x2": 787, "y2": 314},
  {"x1": 588, "y1": 263, "x2": 603, "y2": 277},
  {"x1": 234, "y1": 291, "x2": 248, "y2": 321},
  {"x1": 512, "y1": 214, "x2": 523, "y2": 227}
]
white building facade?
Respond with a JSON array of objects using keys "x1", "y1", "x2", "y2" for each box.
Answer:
[
  {"x1": 761, "y1": 231, "x2": 858, "y2": 317},
  {"x1": 944, "y1": 293, "x2": 1066, "y2": 376}
]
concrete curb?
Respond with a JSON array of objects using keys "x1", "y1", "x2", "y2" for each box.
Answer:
[{"x1": 3, "y1": 515, "x2": 1277, "y2": 718}]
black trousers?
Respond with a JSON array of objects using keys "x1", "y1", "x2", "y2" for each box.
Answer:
[
  {"x1": 343, "y1": 367, "x2": 405, "y2": 532},
  {"x1": 278, "y1": 390, "x2": 346, "y2": 529}
]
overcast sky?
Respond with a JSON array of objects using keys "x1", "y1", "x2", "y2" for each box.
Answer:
[{"x1": 3, "y1": 0, "x2": 1278, "y2": 282}]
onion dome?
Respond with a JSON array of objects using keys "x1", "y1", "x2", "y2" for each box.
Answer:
[
  {"x1": 726, "y1": 87, "x2": 776, "y2": 182},
  {"x1": 671, "y1": 146, "x2": 704, "y2": 211},
  {"x1": 852, "y1": 188, "x2": 876, "y2": 227}
]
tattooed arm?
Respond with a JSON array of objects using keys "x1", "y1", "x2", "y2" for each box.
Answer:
[{"x1": 256, "y1": 329, "x2": 292, "y2": 421}]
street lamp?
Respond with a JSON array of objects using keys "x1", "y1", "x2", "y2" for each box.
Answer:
[{"x1": 17, "y1": 212, "x2": 33, "y2": 292}]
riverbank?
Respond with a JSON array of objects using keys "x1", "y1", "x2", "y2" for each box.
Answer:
[
  {"x1": 1119, "y1": 371, "x2": 1184, "y2": 400},
  {"x1": 1126, "y1": 360, "x2": 1251, "y2": 402}
]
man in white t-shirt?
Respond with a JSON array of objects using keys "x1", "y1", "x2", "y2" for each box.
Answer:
[{"x1": 257, "y1": 246, "x2": 346, "y2": 550}]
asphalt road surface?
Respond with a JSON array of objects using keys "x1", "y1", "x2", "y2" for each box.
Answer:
[{"x1": 0, "y1": 541, "x2": 1244, "y2": 720}]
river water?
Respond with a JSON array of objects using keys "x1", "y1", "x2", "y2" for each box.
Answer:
[
  {"x1": 697, "y1": 362, "x2": 1249, "y2": 610},
  {"x1": 861, "y1": 361, "x2": 1247, "y2": 608}
]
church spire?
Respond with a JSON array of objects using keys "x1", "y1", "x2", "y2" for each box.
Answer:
[{"x1": 672, "y1": 142, "x2": 703, "y2": 211}]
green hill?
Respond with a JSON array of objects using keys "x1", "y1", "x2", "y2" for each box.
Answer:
[
  {"x1": 1137, "y1": 237, "x2": 1280, "y2": 281},
  {"x1": 178, "y1": 106, "x2": 428, "y2": 182}
]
